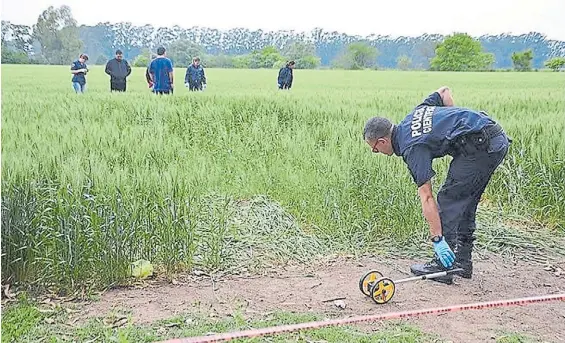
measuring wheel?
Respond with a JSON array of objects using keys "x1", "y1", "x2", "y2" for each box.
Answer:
[
  {"x1": 369, "y1": 277, "x2": 396, "y2": 304},
  {"x1": 359, "y1": 270, "x2": 383, "y2": 297}
]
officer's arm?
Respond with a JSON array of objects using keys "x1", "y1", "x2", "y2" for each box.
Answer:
[
  {"x1": 145, "y1": 67, "x2": 152, "y2": 83},
  {"x1": 418, "y1": 182, "x2": 442, "y2": 237},
  {"x1": 70, "y1": 62, "x2": 81, "y2": 74},
  {"x1": 418, "y1": 86, "x2": 454, "y2": 107},
  {"x1": 403, "y1": 146, "x2": 441, "y2": 237},
  {"x1": 168, "y1": 60, "x2": 174, "y2": 85},
  {"x1": 288, "y1": 71, "x2": 293, "y2": 88},
  {"x1": 148, "y1": 62, "x2": 156, "y2": 83},
  {"x1": 435, "y1": 86, "x2": 454, "y2": 106},
  {"x1": 105, "y1": 60, "x2": 112, "y2": 76}
]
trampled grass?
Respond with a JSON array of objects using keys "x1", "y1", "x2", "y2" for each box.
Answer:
[{"x1": 1, "y1": 65, "x2": 564, "y2": 292}]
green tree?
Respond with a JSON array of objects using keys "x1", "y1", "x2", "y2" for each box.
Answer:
[
  {"x1": 132, "y1": 48, "x2": 152, "y2": 67},
  {"x1": 332, "y1": 42, "x2": 378, "y2": 70},
  {"x1": 1, "y1": 49, "x2": 30, "y2": 64},
  {"x1": 396, "y1": 55, "x2": 412, "y2": 70},
  {"x1": 297, "y1": 55, "x2": 321, "y2": 69},
  {"x1": 511, "y1": 49, "x2": 534, "y2": 71},
  {"x1": 204, "y1": 54, "x2": 234, "y2": 68},
  {"x1": 430, "y1": 33, "x2": 495, "y2": 71},
  {"x1": 232, "y1": 55, "x2": 251, "y2": 68},
  {"x1": 544, "y1": 57, "x2": 565, "y2": 71},
  {"x1": 282, "y1": 41, "x2": 321, "y2": 69},
  {"x1": 168, "y1": 39, "x2": 205, "y2": 67},
  {"x1": 10, "y1": 24, "x2": 33, "y2": 54},
  {"x1": 248, "y1": 46, "x2": 285, "y2": 68},
  {"x1": 32, "y1": 5, "x2": 83, "y2": 64}
]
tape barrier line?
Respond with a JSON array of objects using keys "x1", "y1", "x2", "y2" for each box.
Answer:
[{"x1": 157, "y1": 293, "x2": 565, "y2": 343}]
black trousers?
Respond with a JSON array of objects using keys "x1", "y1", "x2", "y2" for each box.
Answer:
[
  {"x1": 438, "y1": 125, "x2": 510, "y2": 247},
  {"x1": 188, "y1": 82, "x2": 202, "y2": 91},
  {"x1": 111, "y1": 81, "x2": 126, "y2": 92},
  {"x1": 153, "y1": 89, "x2": 173, "y2": 95}
]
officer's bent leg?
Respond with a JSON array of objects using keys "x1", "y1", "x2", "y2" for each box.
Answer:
[
  {"x1": 458, "y1": 139, "x2": 509, "y2": 275},
  {"x1": 460, "y1": 143, "x2": 508, "y2": 240}
]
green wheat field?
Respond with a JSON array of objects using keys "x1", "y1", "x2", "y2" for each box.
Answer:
[{"x1": 1, "y1": 65, "x2": 564, "y2": 293}]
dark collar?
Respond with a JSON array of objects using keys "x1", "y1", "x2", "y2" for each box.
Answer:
[{"x1": 391, "y1": 125, "x2": 401, "y2": 156}]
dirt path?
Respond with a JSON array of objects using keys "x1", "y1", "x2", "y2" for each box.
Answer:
[{"x1": 81, "y1": 254, "x2": 565, "y2": 343}]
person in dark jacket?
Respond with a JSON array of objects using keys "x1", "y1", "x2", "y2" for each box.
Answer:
[
  {"x1": 184, "y1": 57, "x2": 207, "y2": 91},
  {"x1": 278, "y1": 60, "x2": 295, "y2": 89},
  {"x1": 105, "y1": 50, "x2": 132, "y2": 92}
]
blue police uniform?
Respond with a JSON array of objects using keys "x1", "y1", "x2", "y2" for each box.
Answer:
[
  {"x1": 184, "y1": 64, "x2": 206, "y2": 91},
  {"x1": 277, "y1": 66, "x2": 293, "y2": 89},
  {"x1": 391, "y1": 91, "x2": 511, "y2": 281}
]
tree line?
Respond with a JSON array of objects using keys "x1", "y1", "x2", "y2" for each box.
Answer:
[{"x1": 2, "y1": 5, "x2": 565, "y2": 71}]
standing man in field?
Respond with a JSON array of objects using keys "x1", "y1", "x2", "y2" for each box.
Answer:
[
  {"x1": 277, "y1": 60, "x2": 295, "y2": 90},
  {"x1": 70, "y1": 53, "x2": 89, "y2": 93},
  {"x1": 148, "y1": 47, "x2": 174, "y2": 95},
  {"x1": 363, "y1": 86, "x2": 511, "y2": 284},
  {"x1": 184, "y1": 56, "x2": 207, "y2": 91},
  {"x1": 105, "y1": 49, "x2": 132, "y2": 92}
]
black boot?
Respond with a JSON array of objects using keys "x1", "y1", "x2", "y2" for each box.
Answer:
[
  {"x1": 455, "y1": 240, "x2": 473, "y2": 279},
  {"x1": 410, "y1": 257, "x2": 454, "y2": 285}
]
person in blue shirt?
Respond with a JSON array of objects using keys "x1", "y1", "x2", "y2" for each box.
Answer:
[
  {"x1": 277, "y1": 61, "x2": 295, "y2": 89},
  {"x1": 184, "y1": 56, "x2": 207, "y2": 91},
  {"x1": 148, "y1": 47, "x2": 174, "y2": 94},
  {"x1": 363, "y1": 86, "x2": 511, "y2": 285},
  {"x1": 70, "y1": 54, "x2": 89, "y2": 93}
]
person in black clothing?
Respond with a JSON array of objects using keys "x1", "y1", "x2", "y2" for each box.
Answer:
[
  {"x1": 278, "y1": 60, "x2": 295, "y2": 90},
  {"x1": 105, "y1": 49, "x2": 132, "y2": 92}
]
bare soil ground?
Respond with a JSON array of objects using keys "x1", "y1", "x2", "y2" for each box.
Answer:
[{"x1": 79, "y1": 253, "x2": 565, "y2": 343}]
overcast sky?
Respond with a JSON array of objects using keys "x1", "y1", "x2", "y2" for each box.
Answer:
[{"x1": 2, "y1": 0, "x2": 565, "y2": 40}]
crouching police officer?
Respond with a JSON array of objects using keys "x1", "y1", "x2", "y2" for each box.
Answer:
[{"x1": 363, "y1": 86, "x2": 511, "y2": 284}]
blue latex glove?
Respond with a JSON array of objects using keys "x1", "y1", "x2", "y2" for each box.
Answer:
[{"x1": 433, "y1": 237, "x2": 455, "y2": 268}]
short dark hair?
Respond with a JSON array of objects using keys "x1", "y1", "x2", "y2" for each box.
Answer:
[
  {"x1": 287, "y1": 60, "x2": 295, "y2": 66},
  {"x1": 193, "y1": 56, "x2": 200, "y2": 62},
  {"x1": 115, "y1": 49, "x2": 123, "y2": 55},
  {"x1": 363, "y1": 117, "x2": 393, "y2": 140},
  {"x1": 79, "y1": 53, "x2": 89, "y2": 60},
  {"x1": 157, "y1": 46, "x2": 166, "y2": 55}
]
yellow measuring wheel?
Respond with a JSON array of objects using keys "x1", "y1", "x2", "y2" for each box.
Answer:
[
  {"x1": 358, "y1": 270, "x2": 383, "y2": 296},
  {"x1": 370, "y1": 277, "x2": 396, "y2": 304},
  {"x1": 359, "y1": 268, "x2": 464, "y2": 304}
]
